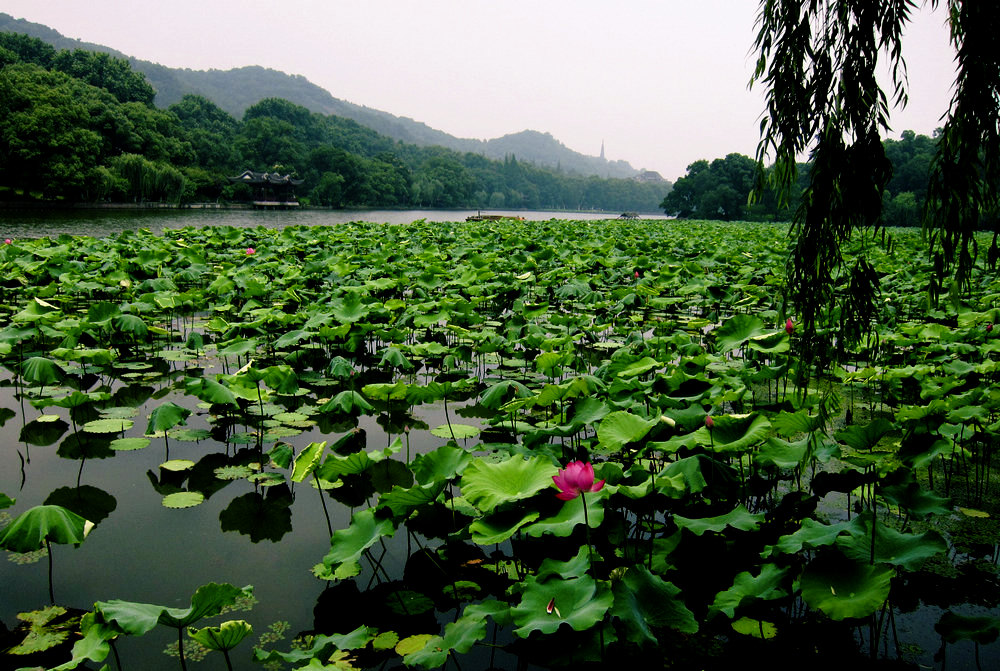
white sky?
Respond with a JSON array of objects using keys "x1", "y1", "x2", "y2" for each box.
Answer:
[{"x1": 4, "y1": 0, "x2": 958, "y2": 180}]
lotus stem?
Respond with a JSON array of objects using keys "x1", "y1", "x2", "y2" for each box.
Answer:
[
  {"x1": 46, "y1": 537, "x2": 54, "y2": 604},
  {"x1": 177, "y1": 626, "x2": 188, "y2": 671},
  {"x1": 222, "y1": 648, "x2": 234, "y2": 671},
  {"x1": 313, "y1": 473, "x2": 333, "y2": 538}
]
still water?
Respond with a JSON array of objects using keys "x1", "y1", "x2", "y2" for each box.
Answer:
[{"x1": 0, "y1": 208, "x2": 668, "y2": 239}]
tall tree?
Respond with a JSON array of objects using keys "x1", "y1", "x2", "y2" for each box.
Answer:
[{"x1": 751, "y1": 0, "x2": 1000, "y2": 369}]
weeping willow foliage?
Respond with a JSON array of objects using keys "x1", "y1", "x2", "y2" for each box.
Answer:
[
  {"x1": 110, "y1": 153, "x2": 185, "y2": 204},
  {"x1": 750, "y1": 0, "x2": 1000, "y2": 374}
]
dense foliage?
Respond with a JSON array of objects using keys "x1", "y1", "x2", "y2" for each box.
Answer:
[
  {"x1": 0, "y1": 33, "x2": 669, "y2": 211},
  {"x1": 1, "y1": 218, "x2": 999, "y2": 670},
  {"x1": 662, "y1": 132, "x2": 936, "y2": 225}
]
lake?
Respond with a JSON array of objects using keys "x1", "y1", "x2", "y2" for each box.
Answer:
[{"x1": 0, "y1": 208, "x2": 669, "y2": 239}]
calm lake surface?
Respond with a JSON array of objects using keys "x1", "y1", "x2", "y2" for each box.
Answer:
[{"x1": 0, "y1": 208, "x2": 669, "y2": 239}]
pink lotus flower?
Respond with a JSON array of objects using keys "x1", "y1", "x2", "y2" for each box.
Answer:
[
  {"x1": 245, "y1": 247, "x2": 255, "y2": 255},
  {"x1": 3, "y1": 239, "x2": 11, "y2": 245},
  {"x1": 705, "y1": 415, "x2": 714, "y2": 429},
  {"x1": 988, "y1": 323, "x2": 994, "y2": 333},
  {"x1": 785, "y1": 318, "x2": 795, "y2": 335},
  {"x1": 552, "y1": 461, "x2": 605, "y2": 501}
]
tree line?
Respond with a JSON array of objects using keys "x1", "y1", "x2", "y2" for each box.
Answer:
[
  {"x1": 661, "y1": 129, "x2": 936, "y2": 227},
  {"x1": 0, "y1": 32, "x2": 669, "y2": 211}
]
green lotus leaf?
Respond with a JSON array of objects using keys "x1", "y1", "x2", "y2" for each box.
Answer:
[
  {"x1": 21, "y1": 356, "x2": 66, "y2": 387},
  {"x1": 0, "y1": 504, "x2": 89, "y2": 553},
  {"x1": 372, "y1": 631, "x2": 399, "y2": 650},
  {"x1": 470, "y1": 508, "x2": 541, "y2": 545},
  {"x1": 837, "y1": 514, "x2": 948, "y2": 569},
  {"x1": 331, "y1": 294, "x2": 369, "y2": 323},
  {"x1": 160, "y1": 459, "x2": 195, "y2": 472},
  {"x1": 771, "y1": 408, "x2": 826, "y2": 437},
  {"x1": 113, "y1": 313, "x2": 149, "y2": 338},
  {"x1": 524, "y1": 489, "x2": 604, "y2": 537},
  {"x1": 169, "y1": 428, "x2": 213, "y2": 442},
  {"x1": 146, "y1": 401, "x2": 191, "y2": 435},
  {"x1": 800, "y1": 554, "x2": 894, "y2": 620},
  {"x1": 274, "y1": 329, "x2": 313, "y2": 349},
  {"x1": 834, "y1": 418, "x2": 895, "y2": 452},
  {"x1": 731, "y1": 617, "x2": 778, "y2": 639},
  {"x1": 511, "y1": 573, "x2": 613, "y2": 636},
  {"x1": 880, "y1": 479, "x2": 951, "y2": 518},
  {"x1": 597, "y1": 411, "x2": 657, "y2": 452},
  {"x1": 714, "y1": 314, "x2": 766, "y2": 353},
  {"x1": 361, "y1": 381, "x2": 408, "y2": 401},
  {"x1": 479, "y1": 379, "x2": 532, "y2": 410},
  {"x1": 162, "y1": 491, "x2": 204, "y2": 508},
  {"x1": 185, "y1": 377, "x2": 238, "y2": 406},
  {"x1": 611, "y1": 565, "x2": 698, "y2": 645},
  {"x1": 322, "y1": 508, "x2": 396, "y2": 572},
  {"x1": 379, "y1": 346, "x2": 413, "y2": 370},
  {"x1": 50, "y1": 347, "x2": 115, "y2": 366},
  {"x1": 377, "y1": 481, "x2": 446, "y2": 518},
  {"x1": 674, "y1": 504, "x2": 763, "y2": 536},
  {"x1": 319, "y1": 390, "x2": 374, "y2": 414},
  {"x1": 430, "y1": 423, "x2": 480, "y2": 439},
  {"x1": 50, "y1": 610, "x2": 116, "y2": 670},
  {"x1": 747, "y1": 330, "x2": 790, "y2": 354},
  {"x1": 459, "y1": 455, "x2": 560, "y2": 512},
  {"x1": 110, "y1": 437, "x2": 151, "y2": 451},
  {"x1": 36, "y1": 390, "x2": 111, "y2": 410},
  {"x1": 763, "y1": 517, "x2": 858, "y2": 557},
  {"x1": 97, "y1": 583, "x2": 252, "y2": 634},
  {"x1": 291, "y1": 441, "x2": 326, "y2": 482},
  {"x1": 0, "y1": 492, "x2": 14, "y2": 509},
  {"x1": 411, "y1": 444, "x2": 474, "y2": 485},
  {"x1": 80, "y1": 417, "x2": 131, "y2": 434},
  {"x1": 187, "y1": 619, "x2": 253, "y2": 651},
  {"x1": 709, "y1": 563, "x2": 789, "y2": 618},
  {"x1": 395, "y1": 633, "x2": 435, "y2": 656},
  {"x1": 755, "y1": 435, "x2": 810, "y2": 469}
]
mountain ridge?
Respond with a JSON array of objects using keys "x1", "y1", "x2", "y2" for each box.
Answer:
[{"x1": 0, "y1": 13, "x2": 646, "y2": 179}]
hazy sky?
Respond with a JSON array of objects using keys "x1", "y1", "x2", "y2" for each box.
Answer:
[{"x1": 4, "y1": 0, "x2": 958, "y2": 180}]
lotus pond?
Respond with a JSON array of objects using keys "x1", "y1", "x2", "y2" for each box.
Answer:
[{"x1": 1, "y1": 218, "x2": 999, "y2": 671}]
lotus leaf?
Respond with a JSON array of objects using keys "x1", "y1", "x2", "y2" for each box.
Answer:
[
  {"x1": 511, "y1": 573, "x2": 613, "y2": 636},
  {"x1": 800, "y1": 554, "x2": 894, "y2": 620},
  {"x1": 322, "y1": 508, "x2": 396, "y2": 573},
  {"x1": 597, "y1": 411, "x2": 657, "y2": 452},
  {"x1": 674, "y1": 504, "x2": 763, "y2": 536},
  {"x1": 611, "y1": 566, "x2": 698, "y2": 645},
  {"x1": 710, "y1": 563, "x2": 789, "y2": 618},
  {"x1": 459, "y1": 455, "x2": 560, "y2": 512},
  {"x1": 161, "y1": 491, "x2": 204, "y2": 508},
  {"x1": 186, "y1": 619, "x2": 253, "y2": 651}
]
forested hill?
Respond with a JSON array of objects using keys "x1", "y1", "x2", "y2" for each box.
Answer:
[
  {"x1": 0, "y1": 13, "x2": 640, "y2": 179},
  {"x1": 0, "y1": 30, "x2": 669, "y2": 211}
]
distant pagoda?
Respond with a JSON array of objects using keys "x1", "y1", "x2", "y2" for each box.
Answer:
[{"x1": 228, "y1": 170, "x2": 304, "y2": 209}]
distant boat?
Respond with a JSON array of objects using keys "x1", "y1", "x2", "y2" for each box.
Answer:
[{"x1": 466, "y1": 211, "x2": 524, "y2": 222}]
